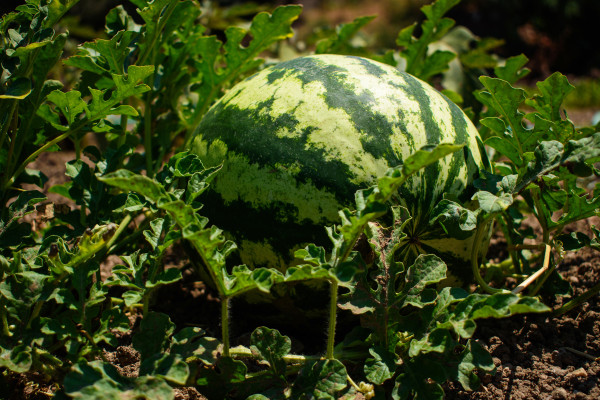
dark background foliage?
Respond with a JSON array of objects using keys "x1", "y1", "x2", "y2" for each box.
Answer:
[
  {"x1": 448, "y1": 0, "x2": 600, "y2": 78},
  {"x1": 2, "y1": 0, "x2": 599, "y2": 79}
]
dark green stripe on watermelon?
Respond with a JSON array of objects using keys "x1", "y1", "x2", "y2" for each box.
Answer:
[
  {"x1": 199, "y1": 189, "x2": 330, "y2": 268},
  {"x1": 266, "y1": 56, "x2": 403, "y2": 167}
]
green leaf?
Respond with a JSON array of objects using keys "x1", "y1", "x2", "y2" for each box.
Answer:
[
  {"x1": 480, "y1": 116, "x2": 506, "y2": 135},
  {"x1": 429, "y1": 199, "x2": 477, "y2": 239},
  {"x1": 45, "y1": 89, "x2": 87, "y2": 126},
  {"x1": 477, "y1": 77, "x2": 527, "y2": 153},
  {"x1": 228, "y1": 5, "x2": 302, "y2": 73},
  {"x1": 191, "y1": 337, "x2": 221, "y2": 365},
  {"x1": 484, "y1": 136, "x2": 522, "y2": 166},
  {"x1": 143, "y1": 218, "x2": 164, "y2": 250},
  {"x1": 515, "y1": 133, "x2": 600, "y2": 195},
  {"x1": 105, "y1": 5, "x2": 141, "y2": 36},
  {"x1": 139, "y1": 353, "x2": 189, "y2": 385},
  {"x1": 292, "y1": 359, "x2": 348, "y2": 400},
  {"x1": 100, "y1": 169, "x2": 169, "y2": 202},
  {"x1": 556, "y1": 231, "x2": 599, "y2": 251},
  {"x1": 223, "y1": 265, "x2": 283, "y2": 296},
  {"x1": 515, "y1": 141, "x2": 565, "y2": 192},
  {"x1": 132, "y1": 312, "x2": 175, "y2": 362},
  {"x1": 49, "y1": 224, "x2": 115, "y2": 271},
  {"x1": 64, "y1": 361, "x2": 174, "y2": 400},
  {"x1": 216, "y1": 357, "x2": 247, "y2": 383},
  {"x1": 284, "y1": 263, "x2": 335, "y2": 284},
  {"x1": 186, "y1": 5, "x2": 302, "y2": 135},
  {"x1": 563, "y1": 132, "x2": 600, "y2": 166},
  {"x1": 95, "y1": 308, "x2": 131, "y2": 347},
  {"x1": 420, "y1": 49, "x2": 456, "y2": 81},
  {"x1": 250, "y1": 326, "x2": 291, "y2": 377},
  {"x1": 525, "y1": 72, "x2": 575, "y2": 122},
  {"x1": 403, "y1": 255, "x2": 448, "y2": 308},
  {"x1": 401, "y1": 143, "x2": 464, "y2": 178},
  {"x1": 0, "y1": 191, "x2": 46, "y2": 247},
  {"x1": 549, "y1": 188, "x2": 600, "y2": 229},
  {"x1": 397, "y1": 0, "x2": 460, "y2": 80},
  {"x1": 494, "y1": 54, "x2": 530, "y2": 84},
  {"x1": 44, "y1": 0, "x2": 80, "y2": 28},
  {"x1": 454, "y1": 340, "x2": 495, "y2": 391},
  {"x1": 0, "y1": 267, "x2": 49, "y2": 323},
  {"x1": 340, "y1": 241, "x2": 445, "y2": 348},
  {"x1": 0, "y1": 344, "x2": 32, "y2": 373},
  {"x1": 0, "y1": 77, "x2": 31, "y2": 99},
  {"x1": 315, "y1": 15, "x2": 376, "y2": 55},
  {"x1": 64, "y1": 30, "x2": 138, "y2": 76},
  {"x1": 135, "y1": 0, "x2": 178, "y2": 65},
  {"x1": 408, "y1": 327, "x2": 454, "y2": 356},
  {"x1": 39, "y1": 65, "x2": 153, "y2": 132},
  {"x1": 393, "y1": 356, "x2": 445, "y2": 400},
  {"x1": 170, "y1": 327, "x2": 220, "y2": 364},
  {"x1": 472, "y1": 191, "x2": 513, "y2": 215},
  {"x1": 443, "y1": 292, "x2": 550, "y2": 337},
  {"x1": 364, "y1": 346, "x2": 396, "y2": 385}
]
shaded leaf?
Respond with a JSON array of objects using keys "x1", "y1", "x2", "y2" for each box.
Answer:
[
  {"x1": 139, "y1": 353, "x2": 189, "y2": 385},
  {"x1": 132, "y1": 312, "x2": 175, "y2": 362},
  {"x1": 364, "y1": 346, "x2": 396, "y2": 385},
  {"x1": 292, "y1": 359, "x2": 348, "y2": 400},
  {"x1": 250, "y1": 326, "x2": 291, "y2": 377}
]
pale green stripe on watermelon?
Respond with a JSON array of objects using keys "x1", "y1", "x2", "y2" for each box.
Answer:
[{"x1": 193, "y1": 143, "x2": 342, "y2": 225}]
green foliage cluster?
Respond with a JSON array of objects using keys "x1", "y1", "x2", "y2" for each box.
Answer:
[{"x1": 0, "y1": 0, "x2": 598, "y2": 399}]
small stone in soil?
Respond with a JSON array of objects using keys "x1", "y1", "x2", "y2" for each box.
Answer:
[
  {"x1": 551, "y1": 387, "x2": 568, "y2": 399},
  {"x1": 566, "y1": 367, "x2": 588, "y2": 380}
]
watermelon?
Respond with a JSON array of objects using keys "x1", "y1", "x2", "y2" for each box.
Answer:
[{"x1": 190, "y1": 54, "x2": 489, "y2": 280}]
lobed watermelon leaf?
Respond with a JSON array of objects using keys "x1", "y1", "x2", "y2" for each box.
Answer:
[
  {"x1": 396, "y1": 0, "x2": 460, "y2": 81},
  {"x1": 250, "y1": 326, "x2": 291, "y2": 379},
  {"x1": 291, "y1": 359, "x2": 348, "y2": 400},
  {"x1": 315, "y1": 15, "x2": 376, "y2": 56},
  {"x1": 64, "y1": 360, "x2": 175, "y2": 400},
  {"x1": 185, "y1": 5, "x2": 303, "y2": 138}
]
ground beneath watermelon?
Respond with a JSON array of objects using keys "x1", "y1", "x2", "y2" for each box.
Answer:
[
  {"x1": 443, "y1": 217, "x2": 600, "y2": 400},
  {"x1": 4, "y1": 150, "x2": 600, "y2": 400}
]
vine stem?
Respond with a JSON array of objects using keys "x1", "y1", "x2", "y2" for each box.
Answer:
[
  {"x1": 0, "y1": 298, "x2": 11, "y2": 337},
  {"x1": 512, "y1": 244, "x2": 551, "y2": 294},
  {"x1": 229, "y1": 346, "x2": 313, "y2": 364},
  {"x1": 326, "y1": 280, "x2": 339, "y2": 360},
  {"x1": 497, "y1": 215, "x2": 522, "y2": 274},
  {"x1": 107, "y1": 214, "x2": 133, "y2": 250},
  {"x1": 0, "y1": 100, "x2": 17, "y2": 153},
  {"x1": 221, "y1": 296, "x2": 231, "y2": 357},
  {"x1": 471, "y1": 220, "x2": 505, "y2": 294},
  {"x1": 3, "y1": 127, "x2": 79, "y2": 191},
  {"x1": 228, "y1": 345, "x2": 368, "y2": 363},
  {"x1": 553, "y1": 280, "x2": 600, "y2": 316},
  {"x1": 531, "y1": 188, "x2": 550, "y2": 243},
  {"x1": 144, "y1": 91, "x2": 153, "y2": 176}
]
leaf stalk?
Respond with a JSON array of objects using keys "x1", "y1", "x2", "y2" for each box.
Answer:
[
  {"x1": 553, "y1": 280, "x2": 600, "y2": 316},
  {"x1": 326, "y1": 279, "x2": 339, "y2": 359},
  {"x1": 221, "y1": 296, "x2": 230, "y2": 357},
  {"x1": 471, "y1": 220, "x2": 505, "y2": 294}
]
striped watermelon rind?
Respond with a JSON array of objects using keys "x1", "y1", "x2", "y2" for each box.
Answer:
[{"x1": 191, "y1": 54, "x2": 489, "y2": 281}]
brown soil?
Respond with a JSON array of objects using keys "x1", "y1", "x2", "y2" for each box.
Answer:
[
  {"x1": 443, "y1": 218, "x2": 600, "y2": 400},
  {"x1": 3, "y1": 151, "x2": 600, "y2": 399}
]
